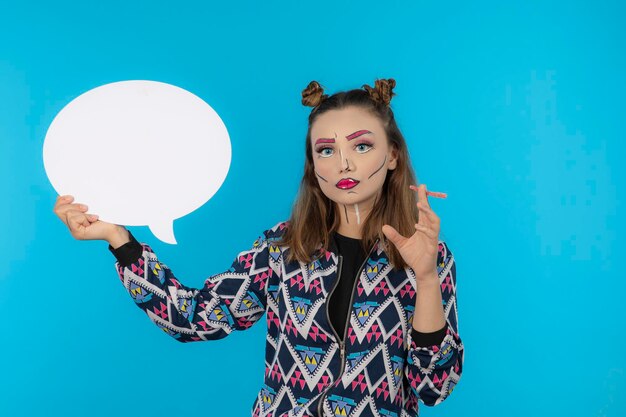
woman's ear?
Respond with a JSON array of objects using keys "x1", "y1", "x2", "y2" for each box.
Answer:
[{"x1": 388, "y1": 146, "x2": 398, "y2": 170}]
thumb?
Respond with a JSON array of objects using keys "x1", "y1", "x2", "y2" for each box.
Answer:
[{"x1": 382, "y1": 224, "x2": 405, "y2": 248}]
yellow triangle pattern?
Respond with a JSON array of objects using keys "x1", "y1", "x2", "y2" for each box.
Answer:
[
  {"x1": 213, "y1": 309, "x2": 224, "y2": 321},
  {"x1": 333, "y1": 405, "x2": 348, "y2": 416}
]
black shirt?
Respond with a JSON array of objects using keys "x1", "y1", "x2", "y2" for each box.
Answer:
[{"x1": 328, "y1": 231, "x2": 368, "y2": 341}]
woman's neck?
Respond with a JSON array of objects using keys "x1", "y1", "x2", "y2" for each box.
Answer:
[{"x1": 336, "y1": 203, "x2": 372, "y2": 239}]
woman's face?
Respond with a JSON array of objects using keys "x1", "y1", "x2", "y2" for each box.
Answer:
[{"x1": 310, "y1": 106, "x2": 397, "y2": 217}]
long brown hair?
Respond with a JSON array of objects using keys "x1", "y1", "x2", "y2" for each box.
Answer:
[{"x1": 277, "y1": 78, "x2": 420, "y2": 270}]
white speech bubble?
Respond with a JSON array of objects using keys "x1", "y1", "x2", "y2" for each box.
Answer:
[{"x1": 44, "y1": 80, "x2": 231, "y2": 244}]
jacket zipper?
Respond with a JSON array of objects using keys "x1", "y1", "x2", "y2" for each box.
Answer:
[{"x1": 317, "y1": 239, "x2": 379, "y2": 417}]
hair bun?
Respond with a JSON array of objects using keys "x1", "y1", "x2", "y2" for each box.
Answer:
[
  {"x1": 362, "y1": 78, "x2": 396, "y2": 106},
  {"x1": 302, "y1": 81, "x2": 328, "y2": 107}
]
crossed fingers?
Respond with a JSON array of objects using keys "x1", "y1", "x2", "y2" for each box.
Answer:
[
  {"x1": 409, "y1": 184, "x2": 447, "y2": 199},
  {"x1": 409, "y1": 184, "x2": 442, "y2": 238}
]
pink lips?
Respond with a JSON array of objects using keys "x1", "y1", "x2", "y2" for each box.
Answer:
[{"x1": 336, "y1": 178, "x2": 360, "y2": 189}]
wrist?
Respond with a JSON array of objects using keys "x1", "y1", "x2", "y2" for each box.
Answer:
[
  {"x1": 414, "y1": 271, "x2": 439, "y2": 289},
  {"x1": 107, "y1": 226, "x2": 130, "y2": 249}
]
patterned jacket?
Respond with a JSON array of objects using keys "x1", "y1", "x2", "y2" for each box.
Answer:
[{"x1": 110, "y1": 221, "x2": 464, "y2": 417}]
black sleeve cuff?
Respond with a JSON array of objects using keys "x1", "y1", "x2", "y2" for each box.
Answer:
[
  {"x1": 411, "y1": 323, "x2": 448, "y2": 347},
  {"x1": 108, "y1": 229, "x2": 143, "y2": 268}
]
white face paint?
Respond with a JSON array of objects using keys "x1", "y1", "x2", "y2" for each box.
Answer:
[{"x1": 354, "y1": 203, "x2": 361, "y2": 224}]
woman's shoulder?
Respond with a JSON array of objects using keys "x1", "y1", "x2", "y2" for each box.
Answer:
[
  {"x1": 251, "y1": 220, "x2": 290, "y2": 252},
  {"x1": 261, "y1": 220, "x2": 290, "y2": 240}
]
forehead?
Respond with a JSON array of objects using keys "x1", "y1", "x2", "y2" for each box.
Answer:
[{"x1": 310, "y1": 106, "x2": 384, "y2": 139}]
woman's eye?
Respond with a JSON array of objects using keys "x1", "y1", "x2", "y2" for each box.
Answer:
[
  {"x1": 318, "y1": 147, "x2": 334, "y2": 157},
  {"x1": 355, "y1": 143, "x2": 373, "y2": 153}
]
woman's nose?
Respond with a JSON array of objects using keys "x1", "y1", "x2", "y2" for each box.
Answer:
[{"x1": 339, "y1": 149, "x2": 352, "y2": 172}]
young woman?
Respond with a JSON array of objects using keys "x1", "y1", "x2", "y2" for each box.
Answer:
[{"x1": 53, "y1": 78, "x2": 464, "y2": 417}]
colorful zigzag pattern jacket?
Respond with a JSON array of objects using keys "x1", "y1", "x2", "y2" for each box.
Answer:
[{"x1": 110, "y1": 221, "x2": 464, "y2": 417}]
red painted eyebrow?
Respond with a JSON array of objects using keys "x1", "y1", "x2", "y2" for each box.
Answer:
[
  {"x1": 314, "y1": 138, "x2": 335, "y2": 145},
  {"x1": 346, "y1": 130, "x2": 373, "y2": 140}
]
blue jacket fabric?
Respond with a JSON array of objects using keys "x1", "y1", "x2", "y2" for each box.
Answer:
[{"x1": 109, "y1": 221, "x2": 464, "y2": 417}]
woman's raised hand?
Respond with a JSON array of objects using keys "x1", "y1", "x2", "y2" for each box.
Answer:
[
  {"x1": 53, "y1": 195, "x2": 122, "y2": 242},
  {"x1": 382, "y1": 184, "x2": 440, "y2": 285}
]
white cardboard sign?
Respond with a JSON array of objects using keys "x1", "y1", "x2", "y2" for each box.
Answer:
[{"x1": 44, "y1": 80, "x2": 231, "y2": 244}]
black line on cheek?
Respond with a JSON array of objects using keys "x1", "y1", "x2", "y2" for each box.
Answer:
[
  {"x1": 367, "y1": 155, "x2": 387, "y2": 179},
  {"x1": 343, "y1": 204, "x2": 349, "y2": 224},
  {"x1": 315, "y1": 170, "x2": 328, "y2": 182}
]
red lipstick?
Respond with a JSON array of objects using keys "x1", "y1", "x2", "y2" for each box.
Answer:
[{"x1": 336, "y1": 178, "x2": 360, "y2": 189}]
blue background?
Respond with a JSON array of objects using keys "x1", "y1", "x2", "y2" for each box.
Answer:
[{"x1": 1, "y1": 1, "x2": 624, "y2": 416}]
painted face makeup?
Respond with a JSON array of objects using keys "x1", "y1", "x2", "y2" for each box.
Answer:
[{"x1": 310, "y1": 106, "x2": 397, "y2": 225}]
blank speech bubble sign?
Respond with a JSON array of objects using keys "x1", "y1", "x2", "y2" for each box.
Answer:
[{"x1": 43, "y1": 80, "x2": 231, "y2": 244}]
